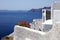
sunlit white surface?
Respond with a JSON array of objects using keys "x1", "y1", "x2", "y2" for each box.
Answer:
[
  {"x1": 53, "y1": 10, "x2": 60, "y2": 23},
  {"x1": 25, "y1": 38, "x2": 31, "y2": 40},
  {"x1": 42, "y1": 19, "x2": 52, "y2": 25}
]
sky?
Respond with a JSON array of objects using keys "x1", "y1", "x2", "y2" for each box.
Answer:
[{"x1": 0, "y1": 0, "x2": 60, "y2": 10}]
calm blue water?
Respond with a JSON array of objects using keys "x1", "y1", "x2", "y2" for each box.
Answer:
[{"x1": 0, "y1": 11, "x2": 42, "y2": 39}]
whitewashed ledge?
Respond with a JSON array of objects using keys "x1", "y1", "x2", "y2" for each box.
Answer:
[{"x1": 14, "y1": 23, "x2": 60, "y2": 40}]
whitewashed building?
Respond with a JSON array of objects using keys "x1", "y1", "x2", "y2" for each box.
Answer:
[
  {"x1": 30, "y1": 7, "x2": 52, "y2": 32},
  {"x1": 42, "y1": 7, "x2": 53, "y2": 32},
  {"x1": 14, "y1": 1, "x2": 60, "y2": 40},
  {"x1": 52, "y1": 1, "x2": 60, "y2": 23}
]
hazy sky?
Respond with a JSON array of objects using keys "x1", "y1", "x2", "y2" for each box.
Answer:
[{"x1": 0, "y1": 0, "x2": 60, "y2": 10}]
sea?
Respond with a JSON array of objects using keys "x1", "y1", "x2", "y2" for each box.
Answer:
[{"x1": 0, "y1": 10, "x2": 42, "y2": 39}]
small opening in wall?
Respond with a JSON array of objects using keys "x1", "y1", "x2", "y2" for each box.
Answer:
[
  {"x1": 42, "y1": 11, "x2": 45, "y2": 13},
  {"x1": 46, "y1": 11, "x2": 51, "y2": 20}
]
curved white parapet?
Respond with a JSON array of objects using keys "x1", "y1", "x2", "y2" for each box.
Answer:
[
  {"x1": 14, "y1": 25, "x2": 46, "y2": 40},
  {"x1": 14, "y1": 23, "x2": 60, "y2": 40}
]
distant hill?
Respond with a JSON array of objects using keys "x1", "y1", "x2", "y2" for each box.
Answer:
[
  {"x1": 28, "y1": 8, "x2": 42, "y2": 12},
  {"x1": 42, "y1": 7, "x2": 51, "y2": 9},
  {"x1": 28, "y1": 7, "x2": 51, "y2": 12}
]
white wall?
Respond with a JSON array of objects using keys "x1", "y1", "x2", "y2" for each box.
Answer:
[
  {"x1": 53, "y1": 10, "x2": 60, "y2": 23},
  {"x1": 14, "y1": 24, "x2": 60, "y2": 40},
  {"x1": 52, "y1": 1, "x2": 60, "y2": 23}
]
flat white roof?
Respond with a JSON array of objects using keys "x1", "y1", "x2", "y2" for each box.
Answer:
[{"x1": 42, "y1": 19, "x2": 52, "y2": 25}]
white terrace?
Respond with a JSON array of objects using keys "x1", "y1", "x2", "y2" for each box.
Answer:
[{"x1": 14, "y1": 1, "x2": 60, "y2": 40}]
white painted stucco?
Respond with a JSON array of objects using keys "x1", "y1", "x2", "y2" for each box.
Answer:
[
  {"x1": 14, "y1": 1, "x2": 60, "y2": 40},
  {"x1": 14, "y1": 23, "x2": 60, "y2": 40}
]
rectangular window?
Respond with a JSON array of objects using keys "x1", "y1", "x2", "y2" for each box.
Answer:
[{"x1": 46, "y1": 11, "x2": 51, "y2": 20}]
